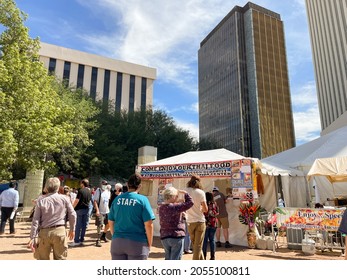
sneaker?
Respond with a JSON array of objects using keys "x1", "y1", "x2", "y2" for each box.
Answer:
[
  {"x1": 225, "y1": 241, "x2": 232, "y2": 248},
  {"x1": 96, "y1": 240, "x2": 102, "y2": 247},
  {"x1": 69, "y1": 242, "x2": 81, "y2": 247},
  {"x1": 100, "y1": 235, "x2": 108, "y2": 242},
  {"x1": 184, "y1": 250, "x2": 193, "y2": 254},
  {"x1": 216, "y1": 241, "x2": 222, "y2": 248}
]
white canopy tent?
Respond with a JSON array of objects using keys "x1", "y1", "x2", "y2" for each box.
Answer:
[
  {"x1": 260, "y1": 161, "x2": 307, "y2": 207},
  {"x1": 138, "y1": 148, "x2": 277, "y2": 246},
  {"x1": 307, "y1": 156, "x2": 347, "y2": 183},
  {"x1": 307, "y1": 156, "x2": 347, "y2": 204},
  {"x1": 262, "y1": 126, "x2": 347, "y2": 206}
]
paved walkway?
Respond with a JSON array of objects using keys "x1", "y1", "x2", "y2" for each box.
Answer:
[{"x1": 0, "y1": 220, "x2": 344, "y2": 260}]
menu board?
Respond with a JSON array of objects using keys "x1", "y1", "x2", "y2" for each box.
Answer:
[{"x1": 231, "y1": 159, "x2": 255, "y2": 200}]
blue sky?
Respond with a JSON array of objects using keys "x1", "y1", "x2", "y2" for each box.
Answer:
[{"x1": 15, "y1": 0, "x2": 321, "y2": 147}]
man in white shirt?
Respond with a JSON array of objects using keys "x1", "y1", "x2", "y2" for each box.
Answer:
[
  {"x1": 93, "y1": 182, "x2": 111, "y2": 247},
  {"x1": 0, "y1": 181, "x2": 19, "y2": 235}
]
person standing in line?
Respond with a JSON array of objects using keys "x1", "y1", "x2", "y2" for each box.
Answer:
[
  {"x1": 185, "y1": 175, "x2": 208, "y2": 260},
  {"x1": 109, "y1": 183, "x2": 123, "y2": 208},
  {"x1": 183, "y1": 212, "x2": 192, "y2": 254},
  {"x1": 87, "y1": 184, "x2": 96, "y2": 228},
  {"x1": 93, "y1": 183, "x2": 111, "y2": 247},
  {"x1": 108, "y1": 174, "x2": 155, "y2": 260},
  {"x1": 69, "y1": 178, "x2": 91, "y2": 247},
  {"x1": 27, "y1": 177, "x2": 76, "y2": 260},
  {"x1": 158, "y1": 187, "x2": 193, "y2": 260},
  {"x1": 0, "y1": 181, "x2": 19, "y2": 235},
  {"x1": 212, "y1": 186, "x2": 232, "y2": 248},
  {"x1": 202, "y1": 192, "x2": 219, "y2": 260},
  {"x1": 69, "y1": 188, "x2": 77, "y2": 204}
]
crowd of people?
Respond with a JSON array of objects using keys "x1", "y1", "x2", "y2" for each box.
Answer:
[{"x1": 1, "y1": 174, "x2": 235, "y2": 260}]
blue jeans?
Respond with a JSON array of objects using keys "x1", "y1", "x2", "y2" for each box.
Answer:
[
  {"x1": 203, "y1": 227, "x2": 217, "y2": 255},
  {"x1": 74, "y1": 208, "x2": 89, "y2": 243},
  {"x1": 86, "y1": 201, "x2": 93, "y2": 227},
  {"x1": 161, "y1": 237, "x2": 184, "y2": 260},
  {"x1": 184, "y1": 221, "x2": 191, "y2": 251}
]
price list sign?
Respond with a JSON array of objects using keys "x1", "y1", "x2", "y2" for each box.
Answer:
[{"x1": 231, "y1": 159, "x2": 255, "y2": 200}]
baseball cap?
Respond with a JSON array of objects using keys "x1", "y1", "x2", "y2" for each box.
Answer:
[
  {"x1": 101, "y1": 180, "x2": 108, "y2": 185},
  {"x1": 212, "y1": 186, "x2": 219, "y2": 191}
]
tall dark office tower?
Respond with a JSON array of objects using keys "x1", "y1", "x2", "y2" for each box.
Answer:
[
  {"x1": 198, "y1": 2, "x2": 295, "y2": 158},
  {"x1": 305, "y1": 0, "x2": 347, "y2": 132}
]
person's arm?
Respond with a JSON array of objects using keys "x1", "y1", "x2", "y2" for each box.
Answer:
[
  {"x1": 201, "y1": 200, "x2": 208, "y2": 213},
  {"x1": 72, "y1": 197, "x2": 79, "y2": 208},
  {"x1": 144, "y1": 220, "x2": 154, "y2": 248},
  {"x1": 14, "y1": 191, "x2": 19, "y2": 210},
  {"x1": 66, "y1": 198, "x2": 77, "y2": 240},
  {"x1": 175, "y1": 191, "x2": 194, "y2": 212},
  {"x1": 109, "y1": 220, "x2": 115, "y2": 236},
  {"x1": 93, "y1": 191, "x2": 100, "y2": 216}
]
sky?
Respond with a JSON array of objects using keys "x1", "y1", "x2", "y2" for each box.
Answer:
[{"x1": 14, "y1": 0, "x2": 321, "y2": 147}]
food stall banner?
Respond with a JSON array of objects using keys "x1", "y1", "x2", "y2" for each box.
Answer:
[
  {"x1": 231, "y1": 159, "x2": 255, "y2": 200},
  {"x1": 278, "y1": 207, "x2": 345, "y2": 231},
  {"x1": 139, "y1": 160, "x2": 232, "y2": 179}
]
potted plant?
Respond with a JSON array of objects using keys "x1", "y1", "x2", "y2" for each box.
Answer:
[{"x1": 238, "y1": 201, "x2": 262, "y2": 248}]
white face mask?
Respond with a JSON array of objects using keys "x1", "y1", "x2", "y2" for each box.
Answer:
[{"x1": 101, "y1": 185, "x2": 107, "y2": 191}]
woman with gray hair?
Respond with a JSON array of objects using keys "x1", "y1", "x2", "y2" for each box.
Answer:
[{"x1": 158, "y1": 187, "x2": 194, "y2": 260}]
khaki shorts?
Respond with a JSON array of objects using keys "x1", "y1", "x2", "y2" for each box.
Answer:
[
  {"x1": 95, "y1": 214, "x2": 108, "y2": 227},
  {"x1": 217, "y1": 217, "x2": 229, "y2": 229}
]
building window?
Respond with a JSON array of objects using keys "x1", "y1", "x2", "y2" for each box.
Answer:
[
  {"x1": 141, "y1": 77, "x2": 147, "y2": 110},
  {"x1": 90, "y1": 67, "x2": 98, "y2": 100},
  {"x1": 115, "y1": 72, "x2": 123, "y2": 111},
  {"x1": 129, "y1": 75, "x2": 135, "y2": 112},
  {"x1": 103, "y1": 70, "x2": 110, "y2": 102},
  {"x1": 77, "y1": 64, "x2": 85, "y2": 89},
  {"x1": 63, "y1": 61, "x2": 71, "y2": 85},
  {"x1": 48, "y1": 58, "x2": 56, "y2": 74}
]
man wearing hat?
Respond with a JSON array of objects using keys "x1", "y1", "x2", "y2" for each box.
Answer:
[{"x1": 212, "y1": 186, "x2": 231, "y2": 248}]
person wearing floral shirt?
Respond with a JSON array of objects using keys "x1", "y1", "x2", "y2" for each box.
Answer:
[{"x1": 203, "y1": 192, "x2": 219, "y2": 260}]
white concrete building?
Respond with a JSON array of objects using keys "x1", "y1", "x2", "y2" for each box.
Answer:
[
  {"x1": 39, "y1": 42, "x2": 156, "y2": 112},
  {"x1": 305, "y1": 0, "x2": 347, "y2": 131}
]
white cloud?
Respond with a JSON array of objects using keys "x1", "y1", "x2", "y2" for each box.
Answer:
[
  {"x1": 76, "y1": 0, "x2": 320, "y2": 146},
  {"x1": 174, "y1": 119, "x2": 199, "y2": 140},
  {"x1": 291, "y1": 81, "x2": 318, "y2": 107},
  {"x1": 77, "y1": 0, "x2": 240, "y2": 95},
  {"x1": 293, "y1": 108, "x2": 321, "y2": 144},
  {"x1": 291, "y1": 81, "x2": 321, "y2": 145}
]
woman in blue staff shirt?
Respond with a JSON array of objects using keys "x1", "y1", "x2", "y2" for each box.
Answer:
[{"x1": 108, "y1": 173, "x2": 155, "y2": 260}]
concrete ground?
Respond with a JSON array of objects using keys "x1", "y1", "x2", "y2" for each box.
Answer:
[{"x1": 0, "y1": 220, "x2": 345, "y2": 261}]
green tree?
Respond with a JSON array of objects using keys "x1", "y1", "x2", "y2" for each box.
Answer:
[
  {"x1": 50, "y1": 82, "x2": 99, "y2": 178},
  {"x1": 88, "y1": 106, "x2": 196, "y2": 178},
  {"x1": 0, "y1": 0, "x2": 98, "y2": 180}
]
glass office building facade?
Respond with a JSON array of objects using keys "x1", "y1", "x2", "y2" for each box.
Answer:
[{"x1": 198, "y1": 2, "x2": 295, "y2": 158}]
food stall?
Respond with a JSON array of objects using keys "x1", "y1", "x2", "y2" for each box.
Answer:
[{"x1": 137, "y1": 148, "x2": 274, "y2": 246}]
